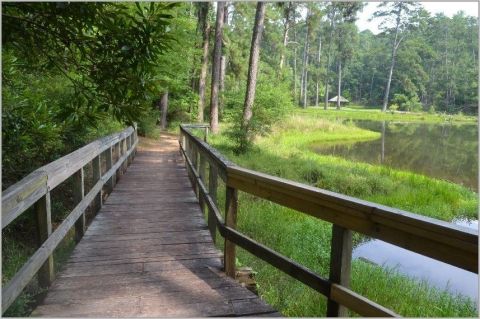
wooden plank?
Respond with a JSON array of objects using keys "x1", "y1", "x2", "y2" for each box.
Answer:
[
  {"x1": 28, "y1": 132, "x2": 275, "y2": 318},
  {"x1": 92, "y1": 155, "x2": 102, "y2": 213},
  {"x1": 227, "y1": 165, "x2": 478, "y2": 272},
  {"x1": 2, "y1": 174, "x2": 104, "y2": 312},
  {"x1": 73, "y1": 168, "x2": 85, "y2": 243},
  {"x1": 208, "y1": 162, "x2": 218, "y2": 242},
  {"x1": 180, "y1": 125, "x2": 229, "y2": 181},
  {"x1": 330, "y1": 284, "x2": 399, "y2": 317},
  {"x1": 35, "y1": 193, "x2": 54, "y2": 288},
  {"x1": 198, "y1": 152, "x2": 207, "y2": 214},
  {"x1": 2, "y1": 171, "x2": 48, "y2": 229},
  {"x1": 224, "y1": 186, "x2": 238, "y2": 278},
  {"x1": 105, "y1": 146, "x2": 115, "y2": 192},
  {"x1": 221, "y1": 225, "x2": 330, "y2": 297},
  {"x1": 326, "y1": 225, "x2": 352, "y2": 317}
]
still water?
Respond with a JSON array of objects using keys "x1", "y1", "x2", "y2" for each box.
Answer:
[
  {"x1": 312, "y1": 120, "x2": 479, "y2": 302},
  {"x1": 353, "y1": 219, "x2": 478, "y2": 303},
  {"x1": 311, "y1": 120, "x2": 478, "y2": 191}
]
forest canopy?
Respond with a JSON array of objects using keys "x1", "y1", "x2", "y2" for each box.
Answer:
[{"x1": 2, "y1": 1, "x2": 478, "y2": 186}]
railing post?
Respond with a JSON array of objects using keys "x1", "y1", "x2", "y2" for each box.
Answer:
[
  {"x1": 204, "y1": 127, "x2": 209, "y2": 142},
  {"x1": 198, "y1": 152, "x2": 207, "y2": 214},
  {"x1": 192, "y1": 145, "x2": 198, "y2": 197},
  {"x1": 106, "y1": 146, "x2": 115, "y2": 193},
  {"x1": 208, "y1": 163, "x2": 218, "y2": 243},
  {"x1": 92, "y1": 155, "x2": 102, "y2": 213},
  {"x1": 123, "y1": 138, "x2": 128, "y2": 172},
  {"x1": 73, "y1": 167, "x2": 85, "y2": 243},
  {"x1": 35, "y1": 192, "x2": 54, "y2": 288},
  {"x1": 116, "y1": 142, "x2": 122, "y2": 180},
  {"x1": 224, "y1": 186, "x2": 238, "y2": 278},
  {"x1": 327, "y1": 224, "x2": 353, "y2": 317}
]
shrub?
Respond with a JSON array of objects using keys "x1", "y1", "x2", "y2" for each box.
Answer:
[{"x1": 226, "y1": 77, "x2": 293, "y2": 153}]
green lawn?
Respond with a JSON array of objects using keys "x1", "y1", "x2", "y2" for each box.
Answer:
[{"x1": 296, "y1": 105, "x2": 477, "y2": 123}]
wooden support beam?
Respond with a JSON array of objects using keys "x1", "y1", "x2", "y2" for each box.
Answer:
[
  {"x1": 208, "y1": 163, "x2": 218, "y2": 243},
  {"x1": 105, "y1": 147, "x2": 114, "y2": 193},
  {"x1": 327, "y1": 224, "x2": 352, "y2": 317},
  {"x1": 92, "y1": 155, "x2": 102, "y2": 213},
  {"x1": 73, "y1": 168, "x2": 85, "y2": 243},
  {"x1": 116, "y1": 142, "x2": 122, "y2": 180},
  {"x1": 35, "y1": 193, "x2": 54, "y2": 288},
  {"x1": 224, "y1": 186, "x2": 238, "y2": 278},
  {"x1": 199, "y1": 154, "x2": 207, "y2": 214}
]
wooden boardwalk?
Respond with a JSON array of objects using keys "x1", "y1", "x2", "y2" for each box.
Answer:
[{"x1": 32, "y1": 133, "x2": 278, "y2": 317}]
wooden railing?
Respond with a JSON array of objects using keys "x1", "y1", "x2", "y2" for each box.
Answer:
[
  {"x1": 1, "y1": 126, "x2": 138, "y2": 313},
  {"x1": 179, "y1": 123, "x2": 478, "y2": 317}
]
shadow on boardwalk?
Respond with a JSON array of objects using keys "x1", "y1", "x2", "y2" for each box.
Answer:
[{"x1": 32, "y1": 132, "x2": 279, "y2": 317}]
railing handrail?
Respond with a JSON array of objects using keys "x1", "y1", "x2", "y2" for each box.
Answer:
[
  {"x1": 1, "y1": 126, "x2": 138, "y2": 313},
  {"x1": 2, "y1": 126, "x2": 135, "y2": 228},
  {"x1": 179, "y1": 123, "x2": 478, "y2": 317}
]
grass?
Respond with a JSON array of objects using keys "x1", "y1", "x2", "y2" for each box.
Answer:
[
  {"x1": 205, "y1": 114, "x2": 478, "y2": 317},
  {"x1": 296, "y1": 105, "x2": 478, "y2": 123}
]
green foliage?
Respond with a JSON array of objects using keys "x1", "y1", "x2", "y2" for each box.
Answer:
[
  {"x1": 225, "y1": 75, "x2": 294, "y2": 153},
  {"x1": 137, "y1": 108, "x2": 161, "y2": 138},
  {"x1": 392, "y1": 93, "x2": 423, "y2": 112},
  {"x1": 2, "y1": 2, "x2": 176, "y2": 124}
]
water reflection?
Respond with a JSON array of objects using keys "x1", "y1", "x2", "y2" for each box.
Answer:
[
  {"x1": 353, "y1": 220, "x2": 478, "y2": 303},
  {"x1": 311, "y1": 120, "x2": 478, "y2": 191}
]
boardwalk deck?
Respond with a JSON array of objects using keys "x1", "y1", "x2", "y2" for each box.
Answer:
[{"x1": 32, "y1": 133, "x2": 279, "y2": 317}]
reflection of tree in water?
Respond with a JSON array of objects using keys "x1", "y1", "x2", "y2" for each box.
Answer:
[{"x1": 313, "y1": 121, "x2": 478, "y2": 191}]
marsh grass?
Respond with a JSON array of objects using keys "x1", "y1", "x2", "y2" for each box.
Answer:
[
  {"x1": 297, "y1": 106, "x2": 477, "y2": 123},
  {"x1": 206, "y1": 114, "x2": 478, "y2": 317}
]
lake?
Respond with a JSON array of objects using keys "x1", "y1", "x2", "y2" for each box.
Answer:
[
  {"x1": 311, "y1": 120, "x2": 478, "y2": 191},
  {"x1": 353, "y1": 219, "x2": 478, "y2": 304}
]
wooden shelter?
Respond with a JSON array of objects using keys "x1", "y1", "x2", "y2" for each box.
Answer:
[{"x1": 328, "y1": 95, "x2": 349, "y2": 104}]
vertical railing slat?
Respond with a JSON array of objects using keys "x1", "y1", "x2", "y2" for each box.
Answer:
[
  {"x1": 208, "y1": 163, "x2": 218, "y2": 243},
  {"x1": 92, "y1": 155, "x2": 102, "y2": 213},
  {"x1": 224, "y1": 186, "x2": 238, "y2": 278},
  {"x1": 73, "y1": 168, "x2": 85, "y2": 243},
  {"x1": 327, "y1": 224, "x2": 353, "y2": 317},
  {"x1": 35, "y1": 192, "x2": 54, "y2": 288}
]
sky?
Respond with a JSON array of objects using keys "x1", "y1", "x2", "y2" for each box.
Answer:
[{"x1": 356, "y1": 2, "x2": 479, "y2": 34}]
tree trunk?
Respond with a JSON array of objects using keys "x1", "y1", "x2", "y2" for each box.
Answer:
[
  {"x1": 315, "y1": 35, "x2": 322, "y2": 107},
  {"x1": 197, "y1": 2, "x2": 210, "y2": 123},
  {"x1": 369, "y1": 71, "x2": 375, "y2": 105},
  {"x1": 300, "y1": 37, "x2": 307, "y2": 105},
  {"x1": 302, "y1": 39, "x2": 309, "y2": 108},
  {"x1": 242, "y1": 2, "x2": 266, "y2": 127},
  {"x1": 209, "y1": 1, "x2": 225, "y2": 134},
  {"x1": 160, "y1": 91, "x2": 168, "y2": 130},
  {"x1": 336, "y1": 60, "x2": 342, "y2": 110},
  {"x1": 382, "y1": 5, "x2": 403, "y2": 112},
  {"x1": 324, "y1": 20, "x2": 335, "y2": 110},
  {"x1": 293, "y1": 27, "x2": 298, "y2": 102},
  {"x1": 301, "y1": 13, "x2": 310, "y2": 108},
  {"x1": 280, "y1": 3, "x2": 292, "y2": 70},
  {"x1": 219, "y1": 55, "x2": 227, "y2": 115}
]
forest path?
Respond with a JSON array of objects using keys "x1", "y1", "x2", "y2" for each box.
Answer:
[{"x1": 32, "y1": 132, "x2": 278, "y2": 317}]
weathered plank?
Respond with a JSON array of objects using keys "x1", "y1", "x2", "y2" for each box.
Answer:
[
  {"x1": 31, "y1": 132, "x2": 276, "y2": 318},
  {"x1": 227, "y1": 165, "x2": 477, "y2": 272}
]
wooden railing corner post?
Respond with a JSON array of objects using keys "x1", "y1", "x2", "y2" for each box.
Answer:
[
  {"x1": 35, "y1": 192, "x2": 55, "y2": 288},
  {"x1": 327, "y1": 224, "x2": 353, "y2": 317},
  {"x1": 73, "y1": 167, "x2": 85, "y2": 243},
  {"x1": 224, "y1": 186, "x2": 238, "y2": 278}
]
